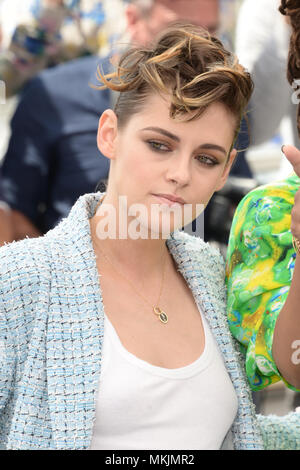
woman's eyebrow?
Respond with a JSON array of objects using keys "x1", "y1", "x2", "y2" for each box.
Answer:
[
  {"x1": 141, "y1": 127, "x2": 180, "y2": 142},
  {"x1": 140, "y1": 127, "x2": 227, "y2": 155},
  {"x1": 197, "y1": 143, "x2": 227, "y2": 156}
]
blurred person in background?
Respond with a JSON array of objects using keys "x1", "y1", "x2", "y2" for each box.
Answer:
[
  {"x1": 235, "y1": 0, "x2": 296, "y2": 176},
  {"x1": 226, "y1": 1, "x2": 300, "y2": 403},
  {"x1": 0, "y1": 0, "x2": 236, "y2": 99},
  {"x1": 0, "y1": 0, "x2": 112, "y2": 98},
  {"x1": 0, "y1": 0, "x2": 227, "y2": 243}
]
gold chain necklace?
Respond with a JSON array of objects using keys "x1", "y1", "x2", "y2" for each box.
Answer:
[{"x1": 93, "y1": 195, "x2": 169, "y2": 324}]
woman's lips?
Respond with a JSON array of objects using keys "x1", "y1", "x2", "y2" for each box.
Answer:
[{"x1": 152, "y1": 194, "x2": 184, "y2": 207}]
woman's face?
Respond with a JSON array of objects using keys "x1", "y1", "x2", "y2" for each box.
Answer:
[{"x1": 97, "y1": 92, "x2": 237, "y2": 237}]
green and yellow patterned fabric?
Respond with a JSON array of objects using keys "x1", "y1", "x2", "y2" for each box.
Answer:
[{"x1": 225, "y1": 172, "x2": 300, "y2": 392}]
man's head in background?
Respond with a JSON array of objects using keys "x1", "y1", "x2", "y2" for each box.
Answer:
[{"x1": 124, "y1": 0, "x2": 220, "y2": 46}]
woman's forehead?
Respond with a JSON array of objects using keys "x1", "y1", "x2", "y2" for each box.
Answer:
[{"x1": 130, "y1": 93, "x2": 236, "y2": 131}]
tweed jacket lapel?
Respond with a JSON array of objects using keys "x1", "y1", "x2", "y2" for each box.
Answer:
[
  {"x1": 45, "y1": 192, "x2": 264, "y2": 450},
  {"x1": 45, "y1": 193, "x2": 106, "y2": 449}
]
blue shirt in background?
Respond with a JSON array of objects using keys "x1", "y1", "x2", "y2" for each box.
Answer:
[{"x1": 1, "y1": 55, "x2": 111, "y2": 233}]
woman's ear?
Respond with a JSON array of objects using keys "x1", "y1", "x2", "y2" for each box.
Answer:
[
  {"x1": 97, "y1": 109, "x2": 118, "y2": 160},
  {"x1": 215, "y1": 148, "x2": 237, "y2": 192}
]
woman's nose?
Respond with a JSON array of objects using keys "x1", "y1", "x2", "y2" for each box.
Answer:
[{"x1": 165, "y1": 156, "x2": 191, "y2": 186}]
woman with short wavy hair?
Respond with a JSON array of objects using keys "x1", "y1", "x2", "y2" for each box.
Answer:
[{"x1": 0, "y1": 22, "x2": 299, "y2": 450}]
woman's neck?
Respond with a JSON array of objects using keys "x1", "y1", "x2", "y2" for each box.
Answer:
[{"x1": 89, "y1": 214, "x2": 172, "y2": 282}]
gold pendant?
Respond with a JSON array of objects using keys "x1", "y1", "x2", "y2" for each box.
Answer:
[{"x1": 153, "y1": 306, "x2": 168, "y2": 324}]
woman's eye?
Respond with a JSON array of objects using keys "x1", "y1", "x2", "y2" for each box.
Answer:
[
  {"x1": 147, "y1": 141, "x2": 170, "y2": 152},
  {"x1": 196, "y1": 154, "x2": 217, "y2": 166}
]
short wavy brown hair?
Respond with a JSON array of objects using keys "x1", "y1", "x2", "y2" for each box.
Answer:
[{"x1": 92, "y1": 22, "x2": 254, "y2": 150}]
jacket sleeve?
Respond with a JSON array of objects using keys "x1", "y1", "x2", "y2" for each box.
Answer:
[
  {"x1": 0, "y1": 248, "x2": 17, "y2": 448},
  {"x1": 0, "y1": 292, "x2": 16, "y2": 413},
  {"x1": 0, "y1": 236, "x2": 49, "y2": 415},
  {"x1": 225, "y1": 175, "x2": 300, "y2": 392},
  {"x1": 257, "y1": 410, "x2": 300, "y2": 450}
]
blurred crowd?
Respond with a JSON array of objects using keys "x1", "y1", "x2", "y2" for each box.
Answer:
[{"x1": 0, "y1": 0, "x2": 126, "y2": 96}]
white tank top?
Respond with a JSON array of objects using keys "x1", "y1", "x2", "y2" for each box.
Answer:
[{"x1": 90, "y1": 310, "x2": 238, "y2": 450}]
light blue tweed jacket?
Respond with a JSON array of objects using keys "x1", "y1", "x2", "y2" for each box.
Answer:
[{"x1": 0, "y1": 192, "x2": 299, "y2": 450}]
